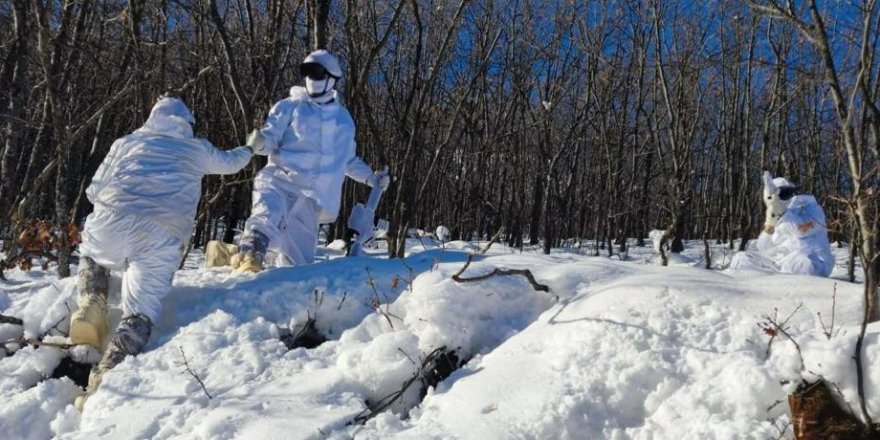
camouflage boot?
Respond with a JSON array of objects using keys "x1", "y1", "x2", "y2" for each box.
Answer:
[
  {"x1": 75, "y1": 313, "x2": 152, "y2": 411},
  {"x1": 232, "y1": 230, "x2": 269, "y2": 273},
  {"x1": 70, "y1": 257, "x2": 110, "y2": 348}
]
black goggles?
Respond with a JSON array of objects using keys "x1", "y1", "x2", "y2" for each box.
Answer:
[
  {"x1": 300, "y1": 63, "x2": 331, "y2": 80},
  {"x1": 778, "y1": 186, "x2": 797, "y2": 201}
]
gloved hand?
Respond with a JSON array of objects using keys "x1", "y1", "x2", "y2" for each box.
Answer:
[
  {"x1": 246, "y1": 129, "x2": 271, "y2": 155},
  {"x1": 370, "y1": 169, "x2": 391, "y2": 191},
  {"x1": 764, "y1": 207, "x2": 778, "y2": 233}
]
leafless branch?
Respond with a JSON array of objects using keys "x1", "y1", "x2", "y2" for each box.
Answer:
[
  {"x1": 365, "y1": 268, "x2": 401, "y2": 328},
  {"x1": 817, "y1": 283, "x2": 838, "y2": 340},
  {"x1": 178, "y1": 346, "x2": 213, "y2": 400},
  {"x1": 349, "y1": 346, "x2": 458, "y2": 425},
  {"x1": 0, "y1": 314, "x2": 24, "y2": 326},
  {"x1": 337, "y1": 291, "x2": 347, "y2": 311},
  {"x1": 759, "y1": 304, "x2": 804, "y2": 366},
  {"x1": 452, "y1": 253, "x2": 554, "y2": 300}
]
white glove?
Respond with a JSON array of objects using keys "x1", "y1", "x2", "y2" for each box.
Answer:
[
  {"x1": 246, "y1": 130, "x2": 271, "y2": 155},
  {"x1": 370, "y1": 170, "x2": 390, "y2": 191}
]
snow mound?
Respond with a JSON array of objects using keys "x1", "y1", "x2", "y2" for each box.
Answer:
[
  {"x1": 0, "y1": 378, "x2": 82, "y2": 440},
  {"x1": 0, "y1": 239, "x2": 875, "y2": 439}
]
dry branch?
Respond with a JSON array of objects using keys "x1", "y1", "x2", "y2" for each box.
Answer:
[
  {"x1": 0, "y1": 314, "x2": 24, "y2": 326},
  {"x1": 365, "y1": 268, "x2": 402, "y2": 328},
  {"x1": 349, "y1": 346, "x2": 461, "y2": 425},
  {"x1": 453, "y1": 258, "x2": 551, "y2": 293},
  {"x1": 450, "y1": 227, "x2": 553, "y2": 296},
  {"x1": 817, "y1": 284, "x2": 839, "y2": 340},
  {"x1": 178, "y1": 346, "x2": 212, "y2": 400},
  {"x1": 452, "y1": 252, "x2": 554, "y2": 299},
  {"x1": 759, "y1": 303, "x2": 804, "y2": 365}
]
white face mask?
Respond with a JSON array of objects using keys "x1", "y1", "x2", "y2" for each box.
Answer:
[{"x1": 305, "y1": 77, "x2": 335, "y2": 97}]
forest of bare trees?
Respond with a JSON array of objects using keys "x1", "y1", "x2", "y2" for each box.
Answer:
[{"x1": 0, "y1": 0, "x2": 877, "y2": 302}]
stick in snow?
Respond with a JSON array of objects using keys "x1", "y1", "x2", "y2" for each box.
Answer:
[{"x1": 178, "y1": 346, "x2": 212, "y2": 399}]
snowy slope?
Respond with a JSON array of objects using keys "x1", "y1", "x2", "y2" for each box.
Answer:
[{"x1": 1, "y1": 240, "x2": 877, "y2": 439}]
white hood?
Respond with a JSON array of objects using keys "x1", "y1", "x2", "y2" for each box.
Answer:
[{"x1": 136, "y1": 97, "x2": 196, "y2": 139}]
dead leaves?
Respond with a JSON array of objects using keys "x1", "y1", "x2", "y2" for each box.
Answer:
[
  {"x1": 3, "y1": 220, "x2": 81, "y2": 274},
  {"x1": 18, "y1": 219, "x2": 80, "y2": 252}
]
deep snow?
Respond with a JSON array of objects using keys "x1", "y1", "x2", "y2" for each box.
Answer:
[{"x1": 1, "y1": 238, "x2": 877, "y2": 439}]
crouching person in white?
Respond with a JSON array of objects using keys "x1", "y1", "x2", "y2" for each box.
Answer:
[
  {"x1": 730, "y1": 171, "x2": 834, "y2": 277},
  {"x1": 71, "y1": 97, "x2": 257, "y2": 409},
  {"x1": 232, "y1": 50, "x2": 389, "y2": 272}
]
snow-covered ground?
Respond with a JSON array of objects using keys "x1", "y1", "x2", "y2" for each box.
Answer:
[{"x1": 1, "y1": 238, "x2": 876, "y2": 439}]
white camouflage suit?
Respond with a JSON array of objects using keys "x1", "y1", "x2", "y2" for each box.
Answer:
[
  {"x1": 79, "y1": 98, "x2": 253, "y2": 322},
  {"x1": 241, "y1": 86, "x2": 374, "y2": 266},
  {"x1": 750, "y1": 194, "x2": 835, "y2": 277},
  {"x1": 731, "y1": 175, "x2": 835, "y2": 277}
]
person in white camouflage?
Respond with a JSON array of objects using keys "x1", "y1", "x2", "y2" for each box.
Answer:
[
  {"x1": 231, "y1": 50, "x2": 389, "y2": 272},
  {"x1": 730, "y1": 171, "x2": 834, "y2": 277},
  {"x1": 72, "y1": 97, "x2": 261, "y2": 409}
]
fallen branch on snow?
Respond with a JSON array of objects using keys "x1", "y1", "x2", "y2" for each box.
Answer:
[
  {"x1": 349, "y1": 346, "x2": 463, "y2": 425},
  {"x1": 450, "y1": 228, "x2": 554, "y2": 298},
  {"x1": 0, "y1": 314, "x2": 24, "y2": 326},
  {"x1": 453, "y1": 256, "x2": 553, "y2": 296}
]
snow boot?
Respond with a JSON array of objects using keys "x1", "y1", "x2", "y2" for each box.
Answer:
[
  {"x1": 231, "y1": 251, "x2": 263, "y2": 273},
  {"x1": 70, "y1": 257, "x2": 110, "y2": 349},
  {"x1": 75, "y1": 313, "x2": 152, "y2": 411},
  {"x1": 205, "y1": 240, "x2": 239, "y2": 268},
  {"x1": 232, "y1": 230, "x2": 269, "y2": 273}
]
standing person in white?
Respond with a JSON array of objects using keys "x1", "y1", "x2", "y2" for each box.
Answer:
[
  {"x1": 71, "y1": 97, "x2": 261, "y2": 409},
  {"x1": 232, "y1": 50, "x2": 389, "y2": 272}
]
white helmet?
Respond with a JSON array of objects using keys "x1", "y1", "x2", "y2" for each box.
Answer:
[{"x1": 300, "y1": 50, "x2": 343, "y2": 79}]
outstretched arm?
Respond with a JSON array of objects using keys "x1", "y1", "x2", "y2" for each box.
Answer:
[{"x1": 203, "y1": 141, "x2": 253, "y2": 175}]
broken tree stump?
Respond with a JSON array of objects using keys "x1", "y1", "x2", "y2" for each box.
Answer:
[{"x1": 788, "y1": 380, "x2": 877, "y2": 439}]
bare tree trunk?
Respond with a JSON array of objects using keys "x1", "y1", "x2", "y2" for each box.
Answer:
[
  {"x1": 309, "y1": 0, "x2": 332, "y2": 50},
  {"x1": 0, "y1": 0, "x2": 30, "y2": 231},
  {"x1": 33, "y1": 0, "x2": 76, "y2": 277}
]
